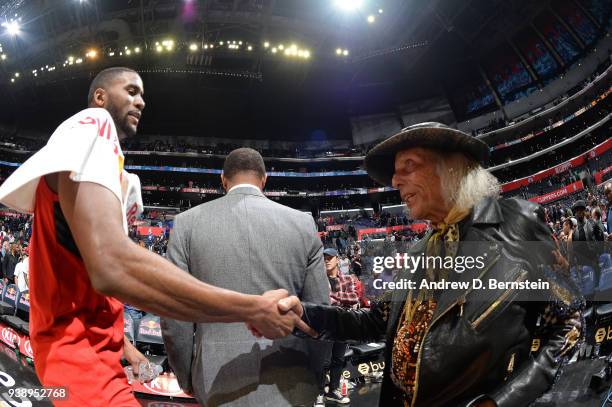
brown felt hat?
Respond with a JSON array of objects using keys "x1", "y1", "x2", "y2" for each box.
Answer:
[{"x1": 364, "y1": 122, "x2": 490, "y2": 186}]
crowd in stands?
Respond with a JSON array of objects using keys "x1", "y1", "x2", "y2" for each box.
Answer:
[
  {"x1": 474, "y1": 57, "x2": 611, "y2": 135},
  {"x1": 0, "y1": 214, "x2": 32, "y2": 292}
]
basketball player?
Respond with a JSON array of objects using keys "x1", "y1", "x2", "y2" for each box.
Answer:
[{"x1": 0, "y1": 67, "x2": 309, "y2": 406}]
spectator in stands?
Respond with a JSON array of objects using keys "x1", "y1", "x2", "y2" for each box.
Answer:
[
  {"x1": 0, "y1": 67, "x2": 307, "y2": 407},
  {"x1": 14, "y1": 245, "x2": 29, "y2": 292},
  {"x1": 592, "y1": 207, "x2": 605, "y2": 239},
  {"x1": 338, "y1": 253, "x2": 350, "y2": 275},
  {"x1": 571, "y1": 200, "x2": 605, "y2": 287},
  {"x1": 350, "y1": 252, "x2": 363, "y2": 277},
  {"x1": 284, "y1": 122, "x2": 582, "y2": 407},
  {"x1": 2, "y1": 242, "x2": 18, "y2": 284},
  {"x1": 313, "y1": 247, "x2": 358, "y2": 407},
  {"x1": 161, "y1": 148, "x2": 328, "y2": 406},
  {"x1": 124, "y1": 303, "x2": 145, "y2": 333},
  {"x1": 605, "y1": 182, "x2": 612, "y2": 239}
]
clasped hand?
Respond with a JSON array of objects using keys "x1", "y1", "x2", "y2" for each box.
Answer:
[{"x1": 246, "y1": 289, "x2": 316, "y2": 339}]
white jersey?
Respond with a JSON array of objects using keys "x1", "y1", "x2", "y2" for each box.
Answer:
[
  {"x1": 0, "y1": 108, "x2": 143, "y2": 233},
  {"x1": 14, "y1": 257, "x2": 29, "y2": 292}
]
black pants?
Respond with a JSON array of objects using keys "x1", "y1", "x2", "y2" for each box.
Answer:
[{"x1": 315, "y1": 342, "x2": 348, "y2": 393}]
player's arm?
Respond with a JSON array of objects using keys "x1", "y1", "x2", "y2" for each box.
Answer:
[{"x1": 56, "y1": 172, "x2": 304, "y2": 338}]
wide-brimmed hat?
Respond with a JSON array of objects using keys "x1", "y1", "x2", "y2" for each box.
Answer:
[
  {"x1": 572, "y1": 200, "x2": 586, "y2": 211},
  {"x1": 364, "y1": 122, "x2": 490, "y2": 186}
]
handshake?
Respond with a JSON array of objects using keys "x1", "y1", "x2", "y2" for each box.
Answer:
[{"x1": 246, "y1": 289, "x2": 317, "y2": 339}]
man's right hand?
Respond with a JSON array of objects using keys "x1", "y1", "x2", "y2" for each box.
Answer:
[{"x1": 247, "y1": 289, "x2": 317, "y2": 339}]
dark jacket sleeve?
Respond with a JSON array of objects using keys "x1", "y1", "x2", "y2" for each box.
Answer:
[
  {"x1": 299, "y1": 294, "x2": 391, "y2": 343},
  {"x1": 489, "y1": 200, "x2": 583, "y2": 407}
]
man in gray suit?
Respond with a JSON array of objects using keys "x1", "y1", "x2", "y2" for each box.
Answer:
[{"x1": 161, "y1": 148, "x2": 329, "y2": 406}]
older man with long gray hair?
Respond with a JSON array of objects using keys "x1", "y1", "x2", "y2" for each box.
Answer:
[{"x1": 275, "y1": 123, "x2": 582, "y2": 407}]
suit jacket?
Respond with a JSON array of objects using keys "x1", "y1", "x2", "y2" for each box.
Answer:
[{"x1": 161, "y1": 186, "x2": 329, "y2": 407}]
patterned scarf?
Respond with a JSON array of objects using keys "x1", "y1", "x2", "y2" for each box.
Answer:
[
  {"x1": 391, "y1": 205, "x2": 470, "y2": 404},
  {"x1": 400, "y1": 205, "x2": 470, "y2": 324}
]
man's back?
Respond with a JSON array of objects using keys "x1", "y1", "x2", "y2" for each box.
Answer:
[{"x1": 162, "y1": 186, "x2": 329, "y2": 406}]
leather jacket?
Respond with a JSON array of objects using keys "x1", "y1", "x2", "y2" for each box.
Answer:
[{"x1": 300, "y1": 197, "x2": 583, "y2": 407}]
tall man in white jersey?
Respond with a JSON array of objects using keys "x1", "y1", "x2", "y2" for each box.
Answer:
[{"x1": 0, "y1": 67, "x2": 310, "y2": 406}]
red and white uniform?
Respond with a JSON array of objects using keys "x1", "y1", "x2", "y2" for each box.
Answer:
[{"x1": 0, "y1": 108, "x2": 143, "y2": 406}]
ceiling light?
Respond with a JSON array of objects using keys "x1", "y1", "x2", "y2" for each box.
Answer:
[
  {"x1": 156, "y1": 45, "x2": 163, "y2": 52},
  {"x1": 336, "y1": 48, "x2": 342, "y2": 55},
  {"x1": 367, "y1": 15, "x2": 375, "y2": 23},
  {"x1": 271, "y1": 47, "x2": 277, "y2": 53},
  {"x1": 263, "y1": 42, "x2": 270, "y2": 48},
  {"x1": 14, "y1": 72, "x2": 19, "y2": 77},
  {"x1": 3, "y1": 21, "x2": 20, "y2": 36},
  {"x1": 135, "y1": 47, "x2": 141, "y2": 53},
  {"x1": 278, "y1": 44, "x2": 284, "y2": 50},
  {"x1": 189, "y1": 43, "x2": 198, "y2": 51},
  {"x1": 378, "y1": 8, "x2": 383, "y2": 13},
  {"x1": 1, "y1": 55, "x2": 6, "y2": 60},
  {"x1": 125, "y1": 49, "x2": 131, "y2": 55},
  {"x1": 109, "y1": 51, "x2": 115, "y2": 56},
  {"x1": 303, "y1": 50, "x2": 311, "y2": 59},
  {"x1": 10, "y1": 78, "x2": 14, "y2": 83},
  {"x1": 247, "y1": 45, "x2": 253, "y2": 51},
  {"x1": 76, "y1": 58, "x2": 83, "y2": 63},
  {"x1": 343, "y1": 49, "x2": 349, "y2": 56},
  {"x1": 334, "y1": 0, "x2": 363, "y2": 12}
]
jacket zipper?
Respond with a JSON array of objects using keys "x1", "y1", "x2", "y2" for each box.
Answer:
[
  {"x1": 410, "y1": 254, "x2": 501, "y2": 407},
  {"x1": 470, "y1": 271, "x2": 528, "y2": 330}
]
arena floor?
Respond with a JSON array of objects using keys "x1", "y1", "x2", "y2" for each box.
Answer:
[{"x1": 3, "y1": 341, "x2": 612, "y2": 407}]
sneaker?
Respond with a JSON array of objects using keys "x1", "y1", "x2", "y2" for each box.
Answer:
[
  {"x1": 313, "y1": 393, "x2": 326, "y2": 407},
  {"x1": 325, "y1": 389, "x2": 350, "y2": 404}
]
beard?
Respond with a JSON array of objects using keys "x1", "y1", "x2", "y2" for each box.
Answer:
[{"x1": 106, "y1": 99, "x2": 136, "y2": 139}]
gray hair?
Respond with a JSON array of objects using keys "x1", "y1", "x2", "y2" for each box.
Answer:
[{"x1": 433, "y1": 151, "x2": 500, "y2": 212}]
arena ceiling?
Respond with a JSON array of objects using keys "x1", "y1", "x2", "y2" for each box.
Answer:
[{"x1": 0, "y1": 0, "x2": 576, "y2": 140}]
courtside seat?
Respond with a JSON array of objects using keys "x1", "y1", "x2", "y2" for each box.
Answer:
[
  {"x1": 0, "y1": 284, "x2": 18, "y2": 318},
  {"x1": 599, "y1": 266, "x2": 612, "y2": 291},
  {"x1": 0, "y1": 281, "x2": 10, "y2": 315},
  {"x1": 595, "y1": 303, "x2": 612, "y2": 319},
  {"x1": 581, "y1": 266, "x2": 595, "y2": 296},
  {"x1": 3, "y1": 290, "x2": 29, "y2": 334},
  {"x1": 350, "y1": 342, "x2": 385, "y2": 356},
  {"x1": 136, "y1": 313, "x2": 164, "y2": 345},
  {"x1": 600, "y1": 253, "x2": 612, "y2": 271},
  {"x1": 584, "y1": 306, "x2": 594, "y2": 321}
]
